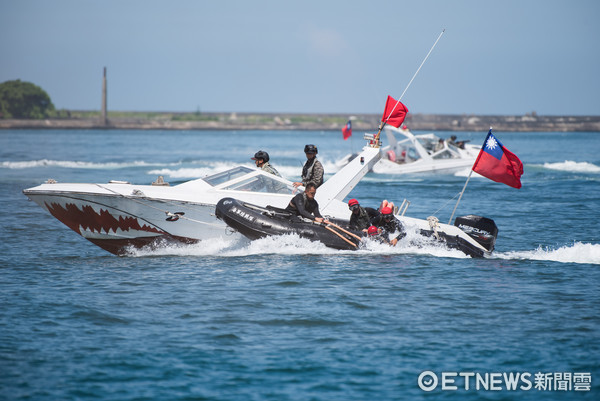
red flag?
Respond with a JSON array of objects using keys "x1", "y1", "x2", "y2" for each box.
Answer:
[
  {"x1": 381, "y1": 95, "x2": 408, "y2": 128},
  {"x1": 472, "y1": 130, "x2": 523, "y2": 188},
  {"x1": 342, "y1": 120, "x2": 352, "y2": 140}
]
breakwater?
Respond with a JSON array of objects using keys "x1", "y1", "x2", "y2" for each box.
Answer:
[{"x1": 1, "y1": 112, "x2": 599, "y2": 132}]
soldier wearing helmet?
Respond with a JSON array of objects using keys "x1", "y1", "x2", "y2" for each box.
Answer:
[
  {"x1": 347, "y1": 198, "x2": 378, "y2": 232},
  {"x1": 366, "y1": 225, "x2": 389, "y2": 245},
  {"x1": 251, "y1": 150, "x2": 281, "y2": 177},
  {"x1": 293, "y1": 144, "x2": 324, "y2": 188},
  {"x1": 370, "y1": 205, "x2": 406, "y2": 246}
]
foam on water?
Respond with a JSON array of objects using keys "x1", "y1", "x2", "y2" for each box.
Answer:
[
  {"x1": 1, "y1": 159, "x2": 176, "y2": 170},
  {"x1": 541, "y1": 160, "x2": 600, "y2": 173},
  {"x1": 148, "y1": 159, "x2": 340, "y2": 181},
  {"x1": 128, "y1": 233, "x2": 342, "y2": 258},
  {"x1": 127, "y1": 228, "x2": 471, "y2": 260},
  {"x1": 148, "y1": 166, "x2": 224, "y2": 179},
  {"x1": 125, "y1": 228, "x2": 600, "y2": 264},
  {"x1": 457, "y1": 160, "x2": 600, "y2": 177},
  {"x1": 454, "y1": 168, "x2": 482, "y2": 177},
  {"x1": 498, "y1": 242, "x2": 600, "y2": 265}
]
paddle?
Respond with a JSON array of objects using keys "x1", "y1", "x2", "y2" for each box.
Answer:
[
  {"x1": 325, "y1": 222, "x2": 362, "y2": 242},
  {"x1": 322, "y1": 224, "x2": 358, "y2": 249}
]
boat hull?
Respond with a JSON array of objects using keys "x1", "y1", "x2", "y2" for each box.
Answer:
[
  {"x1": 23, "y1": 143, "x2": 382, "y2": 256},
  {"x1": 215, "y1": 198, "x2": 362, "y2": 251},
  {"x1": 24, "y1": 189, "x2": 225, "y2": 255},
  {"x1": 373, "y1": 157, "x2": 476, "y2": 174},
  {"x1": 399, "y1": 214, "x2": 497, "y2": 258}
]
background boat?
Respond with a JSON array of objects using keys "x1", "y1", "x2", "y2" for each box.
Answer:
[{"x1": 336, "y1": 125, "x2": 481, "y2": 174}]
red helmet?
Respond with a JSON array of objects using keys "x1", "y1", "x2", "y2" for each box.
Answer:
[
  {"x1": 348, "y1": 198, "x2": 359, "y2": 207},
  {"x1": 367, "y1": 226, "x2": 378, "y2": 235},
  {"x1": 381, "y1": 206, "x2": 393, "y2": 215}
]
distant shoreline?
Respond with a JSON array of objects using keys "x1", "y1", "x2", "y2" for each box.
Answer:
[{"x1": 1, "y1": 112, "x2": 599, "y2": 132}]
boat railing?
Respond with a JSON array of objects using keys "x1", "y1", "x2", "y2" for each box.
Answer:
[{"x1": 398, "y1": 199, "x2": 411, "y2": 216}]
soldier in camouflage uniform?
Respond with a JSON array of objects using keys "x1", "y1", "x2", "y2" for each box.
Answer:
[
  {"x1": 293, "y1": 144, "x2": 324, "y2": 188},
  {"x1": 252, "y1": 151, "x2": 281, "y2": 177}
]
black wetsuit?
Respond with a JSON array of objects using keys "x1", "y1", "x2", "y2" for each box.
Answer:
[
  {"x1": 286, "y1": 192, "x2": 322, "y2": 221},
  {"x1": 370, "y1": 213, "x2": 406, "y2": 242},
  {"x1": 349, "y1": 206, "x2": 378, "y2": 231}
]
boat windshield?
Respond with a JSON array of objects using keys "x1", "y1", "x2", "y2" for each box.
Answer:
[
  {"x1": 388, "y1": 144, "x2": 421, "y2": 162},
  {"x1": 432, "y1": 149, "x2": 459, "y2": 159},
  {"x1": 203, "y1": 166, "x2": 254, "y2": 187},
  {"x1": 417, "y1": 136, "x2": 439, "y2": 153},
  {"x1": 222, "y1": 175, "x2": 296, "y2": 194}
]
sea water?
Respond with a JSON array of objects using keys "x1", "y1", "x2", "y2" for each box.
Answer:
[{"x1": 0, "y1": 129, "x2": 599, "y2": 400}]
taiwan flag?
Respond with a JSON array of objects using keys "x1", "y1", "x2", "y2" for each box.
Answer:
[
  {"x1": 382, "y1": 95, "x2": 408, "y2": 128},
  {"x1": 472, "y1": 130, "x2": 523, "y2": 188},
  {"x1": 342, "y1": 120, "x2": 352, "y2": 140}
]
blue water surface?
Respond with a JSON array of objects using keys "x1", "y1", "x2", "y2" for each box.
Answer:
[{"x1": 1, "y1": 129, "x2": 599, "y2": 400}]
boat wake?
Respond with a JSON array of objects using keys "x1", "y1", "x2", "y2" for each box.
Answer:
[
  {"x1": 497, "y1": 242, "x2": 600, "y2": 265},
  {"x1": 126, "y1": 230, "x2": 470, "y2": 259},
  {"x1": 127, "y1": 233, "x2": 345, "y2": 258},
  {"x1": 540, "y1": 160, "x2": 600, "y2": 173},
  {"x1": 126, "y1": 233, "x2": 599, "y2": 265}
]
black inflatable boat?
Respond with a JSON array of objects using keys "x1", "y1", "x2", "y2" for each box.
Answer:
[
  {"x1": 215, "y1": 197, "x2": 362, "y2": 250},
  {"x1": 216, "y1": 197, "x2": 498, "y2": 257}
]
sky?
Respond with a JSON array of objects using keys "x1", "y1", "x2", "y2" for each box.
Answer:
[{"x1": 1, "y1": 0, "x2": 599, "y2": 116}]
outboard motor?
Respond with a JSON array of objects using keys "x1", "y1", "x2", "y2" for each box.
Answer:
[{"x1": 454, "y1": 215, "x2": 498, "y2": 252}]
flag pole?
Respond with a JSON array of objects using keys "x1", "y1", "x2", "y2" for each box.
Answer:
[
  {"x1": 374, "y1": 29, "x2": 446, "y2": 144},
  {"x1": 448, "y1": 126, "x2": 491, "y2": 224},
  {"x1": 448, "y1": 170, "x2": 473, "y2": 224},
  {"x1": 396, "y1": 29, "x2": 445, "y2": 105}
]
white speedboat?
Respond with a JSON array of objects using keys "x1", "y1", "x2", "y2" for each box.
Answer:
[
  {"x1": 23, "y1": 143, "x2": 380, "y2": 255},
  {"x1": 336, "y1": 125, "x2": 481, "y2": 174}
]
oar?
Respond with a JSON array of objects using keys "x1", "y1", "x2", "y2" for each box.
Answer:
[
  {"x1": 326, "y1": 222, "x2": 363, "y2": 242},
  {"x1": 322, "y1": 225, "x2": 358, "y2": 249}
]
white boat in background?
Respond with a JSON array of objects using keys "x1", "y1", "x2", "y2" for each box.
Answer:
[{"x1": 336, "y1": 125, "x2": 481, "y2": 174}]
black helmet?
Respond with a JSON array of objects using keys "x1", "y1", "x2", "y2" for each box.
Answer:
[
  {"x1": 304, "y1": 144, "x2": 318, "y2": 154},
  {"x1": 251, "y1": 150, "x2": 269, "y2": 162}
]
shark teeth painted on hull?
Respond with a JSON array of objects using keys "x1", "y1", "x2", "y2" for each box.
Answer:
[{"x1": 45, "y1": 201, "x2": 165, "y2": 237}]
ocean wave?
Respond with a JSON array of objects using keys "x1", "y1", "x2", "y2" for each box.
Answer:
[
  {"x1": 147, "y1": 167, "x2": 220, "y2": 179},
  {"x1": 541, "y1": 160, "x2": 600, "y2": 173},
  {"x1": 0, "y1": 159, "x2": 173, "y2": 170},
  {"x1": 498, "y1": 242, "x2": 600, "y2": 265},
  {"x1": 147, "y1": 162, "x2": 335, "y2": 181},
  {"x1": 147, "y1": 161, "x2": 285, "y2": 179}
]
